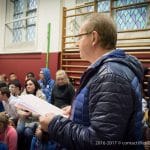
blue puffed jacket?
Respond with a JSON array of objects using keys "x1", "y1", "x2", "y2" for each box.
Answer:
[{"x1": 48, "y1": 49, "x2": 144, "y2": 150}]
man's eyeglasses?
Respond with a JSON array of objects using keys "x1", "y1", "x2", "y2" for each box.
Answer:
[{"x1": 74, "y1": 31, "x2": 93, "y2": 42}]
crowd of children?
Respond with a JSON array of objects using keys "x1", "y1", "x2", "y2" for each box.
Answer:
[
  {"x1": 0, "y1": 68, "x2": 75, "y2": 150},
  {"x1": 0, "y1": 67, "x2": 150, "y2": 150}
]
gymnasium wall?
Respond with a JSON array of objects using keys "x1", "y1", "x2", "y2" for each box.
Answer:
[{"x1": 0, "y1": 52, "x2": 60, "y2": 85}]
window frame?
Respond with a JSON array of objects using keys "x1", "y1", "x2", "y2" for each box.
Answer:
[{"x1": 4, "y1": 0, "x2": 38, "y2": 51}]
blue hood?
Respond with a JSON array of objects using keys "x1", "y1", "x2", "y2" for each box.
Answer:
[
  {"x1": 41, "y1": 68, "x2": 52, "y2": 84},
  {"x1": 91, "y1": 49, "x2": 144, "y2": 83}
]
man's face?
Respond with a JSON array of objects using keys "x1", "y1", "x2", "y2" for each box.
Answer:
[
  {"x1": 76, "y1": 23, "x2": 93, "y2": 61},
  {"x1": 25, "y1": 73, "x2": 34, "y2": 81},
  {"x1": 9, "y1": 74, "x2": 17, "y2": 81},
  {"x1": 39, "y1": 71, "x2": 44, "y2": 80}
]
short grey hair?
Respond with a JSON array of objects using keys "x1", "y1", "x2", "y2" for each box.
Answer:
[{"x1": 84, "y1": 13, "x2": 117, "y2": 50}]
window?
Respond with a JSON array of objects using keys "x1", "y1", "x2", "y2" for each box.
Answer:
[
  {"x1": 74, "y1": 0, "x2": 150, "y2": 32},
  {"x1": 5, "y1": 0, "x2": 38, "y2": 46},
  {"x1": 98, "y1": 0, "x2": 110, "y2": 13},
  {"x1": 63, "y1": 0, "x2": 150, "y2": 50},
  {"x1": 97, "y1": 0, "x2": 150, "y2": 31}
]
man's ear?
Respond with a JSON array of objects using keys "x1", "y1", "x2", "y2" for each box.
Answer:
[{"x1": 92, "y1": 31, "x2": 99, "y2": 47}]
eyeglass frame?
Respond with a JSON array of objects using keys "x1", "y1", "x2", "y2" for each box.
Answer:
[{"x1": 74, "y1": 31, "x2": 93, "y2": 41}]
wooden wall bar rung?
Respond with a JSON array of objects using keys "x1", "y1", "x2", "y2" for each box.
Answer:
[
  {"x1": 65, "y1": 2, "x2": 94, "y2": 11},
  {"x1": 64, "y1": 49, "x2": 79, "y2": 53},
  {"x1": 65, "y1": 42, "x2": 76, "y2": 44},
  {"x1": 62, "y1": 53, "x2": 79, "y2": 56},
  {"x1": 118, "y1": 28, "x2": 150, "y2": 33},
  {"x1": 62, "y1": 65, "x2": 88, "y2": 68},
  {"x1": 65, "y1": 12, "x2": 94, "y2": 18},
  {"x1": 139, "y1": 59, "x2": 150, "y2": 63},
  {"x1": 62, "y1": 59, "x2": 87, "y2": 62},
  {"x1": 144, "y1": 89, "x2": 148, "y2": 92},
  {"x1": 65, "y1": 70, "x2": 84, "y2": 74},
  {"x1": 145, "y1": 75, "x2": 150, "y2": 77},
  {"x1": 118, "y1": 37, "x2": 150, "y2": 40},
  {"x1": 127, "y1": 51, "x2": 150, "y2": 55},
  {"x1": 63, "y1": 47, "x2": 78, "y2": 50},
  {"x1": 63, "y1": 35, "x2": 75, "y2": 38},
  {"x1": 144, "y1": 97, "x2": 150, "y2": 100},
  {"x1": 69, "y1": 76, "x2": 81, "y2": 79},
  {"x1": 117, "y1": 43, "x2": 150, "y2": 47}
]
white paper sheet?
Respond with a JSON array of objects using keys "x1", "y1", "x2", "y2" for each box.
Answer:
[{"x1": 16, "y1": 94, "x2": 64, "y2": 116}]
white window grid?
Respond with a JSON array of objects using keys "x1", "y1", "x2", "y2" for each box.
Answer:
[{"x1": 5, "y1": 0, "x2": 37, "y2": 44}]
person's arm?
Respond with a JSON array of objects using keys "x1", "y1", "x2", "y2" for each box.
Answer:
[
  {"x1": 62, "y1": 105, "x2": 71, "y2": 118},
  {"x1": 17, "y1": 108, "x2": 32, "y2": 119},
  {"x1": 47, "y1": 80, "x2": 55, "y2": 103},
  {"x1": 40, "y1": 74, "x2": 134, "y2": 149},
  {"x1": 6, "y1": 126, "x2": 18, "y2": 150}
]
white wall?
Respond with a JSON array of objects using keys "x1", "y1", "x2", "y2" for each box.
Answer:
[
  {"x1": 37, "y1": 0, "x2": 63, "y2": 53},
  {"x1": 0, "y1": 0, "x2": 6, "y2": 52}
]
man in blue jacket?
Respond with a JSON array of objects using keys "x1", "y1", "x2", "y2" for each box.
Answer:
[{"x1": 39, "y1": 13, "x2": 144, "y2": 150}]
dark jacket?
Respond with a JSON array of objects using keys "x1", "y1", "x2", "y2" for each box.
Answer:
[
  {"x1": 51, "y1": 83, "x2": 75, "y2": 108},
  {"x1": 48, "y1": 49, "x2": 144, "y2": 150}
]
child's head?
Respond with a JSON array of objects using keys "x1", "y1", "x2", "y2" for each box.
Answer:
[{"x1": 0, "y1": 112, "x2": 9, "y2": 133}]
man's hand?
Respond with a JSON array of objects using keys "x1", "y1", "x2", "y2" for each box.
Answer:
[
  {"x1": 39, "y1": 113, "x2": 55, "y2": 132},
  {"x1": 62, "y1": 105, "x2": 71, "y2": 118},
  {"x1": 35, "y1": 126, "x2": 43, "y2": 140},
  {"x1": 24, "y1": 110, "x2": 32, "y2": 116}
]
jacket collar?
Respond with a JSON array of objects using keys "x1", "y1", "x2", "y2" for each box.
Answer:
[
  {"x1": 76, "y1": 49, "x2": 125, "y2": 96},
  {"x1": 90, "y1": 49, "x2": 125, "y2": 69}
]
